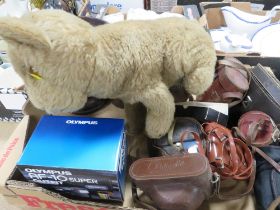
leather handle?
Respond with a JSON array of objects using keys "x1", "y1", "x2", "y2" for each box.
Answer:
[
  {"x1": 218, "y1": 57, "x2": 248, "y2": 73},
  {"x1": 179, "y1": 130, "x2": 205, "y2": 154},
  {"x1": 222, "y1": 92, "x2": 243, "y2": 101},
  {"x1": 208, "y1": 124, "x2": 239, "y2": 176}
]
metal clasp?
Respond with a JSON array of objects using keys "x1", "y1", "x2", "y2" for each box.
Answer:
[
  {"x1": 242, "y1": 95, "x2": 252, "y2": 109},
  {"x1": 211, "y1": 172, "x2": 220, "y2": 197}
]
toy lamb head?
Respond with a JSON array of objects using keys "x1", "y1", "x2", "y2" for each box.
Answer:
[{"x1": 0, "y1": 10, "x2": 216, "y2": 138}]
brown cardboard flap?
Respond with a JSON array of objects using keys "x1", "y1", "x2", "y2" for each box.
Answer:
[
  {"x1": 7, "y1": 180, "x2": 134, "y2": 210},
  {"x1": 271, "y1": 12, "x2": 280, "y2": 23},
  {"x1": 205, "y1": 2, "x2": 251, "y2": 29},
  {"x1": 230, "y1": 2, "x2": 251, "y2": 12},
  {"x1": 206, "y1": 8, "x2": 225, "y2": 29},
  {"x1": 0, "y1": 116, "x2": 29, "y2": 196}
]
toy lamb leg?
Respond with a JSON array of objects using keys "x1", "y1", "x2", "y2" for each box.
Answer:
[{"x1": 0, "y1": 10, "x2": 216, "y2": 138}]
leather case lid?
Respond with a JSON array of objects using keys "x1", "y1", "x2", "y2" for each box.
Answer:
[
  {"x1": 252, "y1": 64, "x2": 280, "y2": 103},
  {"x1": 230, "y1": 64, "x2": 280, "y2": 125},
  {"x1": 154, "y1": 117, "x2": 203, "y2": 146},
  {"x1": 238, "y1": 111, "x2": 274, "y2": 145},
  {"x1": 129, "y1": 154, "x2": 209, "y2": 180}
]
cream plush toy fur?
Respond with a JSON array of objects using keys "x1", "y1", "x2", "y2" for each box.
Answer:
[{"x1": 0, "y1": 10, "x2": 216, "y2": 138}]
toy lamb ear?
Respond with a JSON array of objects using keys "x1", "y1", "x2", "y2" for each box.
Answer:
[{"x1": 0, "y1": 17, "x2": 51, "y2": 50}]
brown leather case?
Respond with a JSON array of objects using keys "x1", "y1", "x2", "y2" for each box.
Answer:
[
  {"x1": 237, "y1": 111, "x2": 279, "y2": 147},
  {"x1": 197, "y1": 57, "x2": 249, "y2": 104},
  {"x1": 129, "y1": 154, "x2": 212, "y2": 210},
  {"x1": 151, "y1": 117, "x2": 204, "y2": 156},
  {"x1": 230, "y1": 64, "x2": 280, "y2": 125}
]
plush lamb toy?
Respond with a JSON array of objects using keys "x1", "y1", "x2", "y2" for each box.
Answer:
[{"x1": 0, "y1": 10, "x2": 216, "y2": 138}]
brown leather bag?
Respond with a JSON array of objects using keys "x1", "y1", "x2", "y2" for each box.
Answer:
[
  {"x1": 197, "y1": 57, "x2": 250, "y2": 107},
  {"x1": 129, "y1": 154, "x2": 213, "y2": 210}
]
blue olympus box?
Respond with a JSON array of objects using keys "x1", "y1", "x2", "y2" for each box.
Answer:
[{"x1": 17, "y1": 115, "x2": 127, "y2": 202}]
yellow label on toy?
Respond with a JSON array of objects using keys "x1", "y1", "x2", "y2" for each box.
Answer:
[{"x1": 29, "y1": 69, "x2": 42, "y2": 80}]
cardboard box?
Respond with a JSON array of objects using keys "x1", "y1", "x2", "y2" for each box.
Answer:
[
  {"x1": 17, "y1": 115, "x2": 127, "y2": 202},
  {"x1": 1, "y1": 55, "x2": 275, "y2": 209},
  {"x1": 0, "y1": 62, "x2": 27, "y2": 122},
  {"x1": 0, "y1": 88, "x2": 27, "y2": 122},
  {"x1": 150, "y1": 0, "x2": 177, "y2": 13},
  {"x1": 0, "y1": 102, "x2": 139, "y2": 210}
]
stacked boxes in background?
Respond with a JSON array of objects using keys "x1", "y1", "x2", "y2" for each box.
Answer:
[{"x1": 17, "y1": 115, "x2": 127, "y2": 202}]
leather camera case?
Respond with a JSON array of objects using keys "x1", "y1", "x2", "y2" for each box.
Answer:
[
  {"x1": 129, "y1": 154, "x2": 212, "y2": 210},
  {"x1": 150, "y1": 117, "x2": 204, "y2": 156},
  {"x1": 229, "y1": 64, "x2": 280, "y2": 126},
  {"x1": 237, "y1": 111, "x2": 279, "y2": 147},
  {"x1": 197, "y1": 57, "x2": 249, "y2": 104}
]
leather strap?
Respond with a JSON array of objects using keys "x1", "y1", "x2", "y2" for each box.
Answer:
[
  {"x1": 203, "y1": 122, "x2": 242, "y2": 179},
  {"x1": 268, "y1": 196, "x2": 280, "y2": 210},
  {"x1": 253, "y1": 146, "x2": 280, "y2": 173},
  {"x1": 218, "y1": 66, "x2": 249, "y2": 92},
  {"x1": 232, "y1": 138, "x2": 254, "y2": 180},
  {"x1": 203, "y1": 122, "x2": 254, "y2": 181},
  {"x1": 197, "y1": 57, "x2": 251, "y2": 107},
  {"x1": 229, "y1": 68, "x2": 252, "y2": 108},
  {"x1": 167, "y1": 118, "x2": 204, "y2": 154},
  {"x1": 222, "y1": 91, "x2": 243, "y2": 101},
  {"x1": 168, "y1": 121, "x2": 176, "y2": 147},
  {"x1": 218, "y1": 57, "x2": 252, "y2": 108},
  {"x1": 179, "y1": 130, "x2": 205, "y2": 154},
  {"x1": 218, "y1": 57, "x2": 248, "y2": 72},
  {"x1": 217, "y1": 161, "x2": 256, "y2": 200}
]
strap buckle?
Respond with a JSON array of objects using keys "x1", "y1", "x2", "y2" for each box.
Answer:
[
  {"x1": 272, "y1": 129, "x2": 280, "y2": 142},
  {"x1": 242, "y1": 95, "x2": 252, "y2": 109},
  {"x1": 211, "y1": 172, "x2": 220, "y2": 197},
  {"x1": 272, "y1": 123, "x2": 280, "y2": 142},
  {"x1": 215, "y1": 157, "x2": 225, "y2": 169}
]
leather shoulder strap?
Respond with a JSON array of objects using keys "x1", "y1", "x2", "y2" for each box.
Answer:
[
  {"x1": 217, "y1": 161, "x2": 256, "y2": 200},
  {"x1": 228, "y1": 65, "x2": 252, "y2": 108},
  {"x1": 253, "y1": 146, "x2": 280, "y2": 173},
  {"x1": 268, "y1": 196, "x2": 280, "y2": 210}
]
